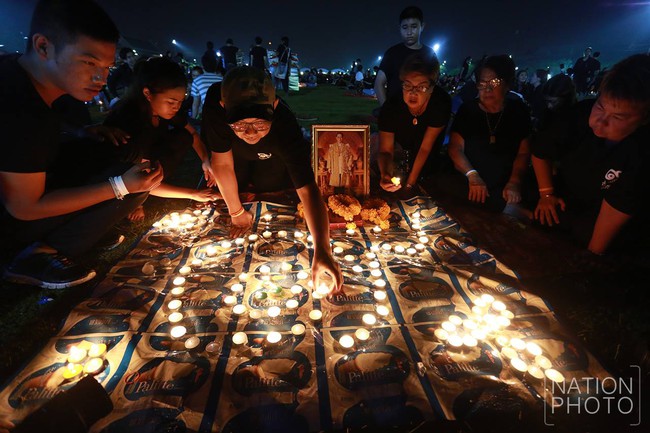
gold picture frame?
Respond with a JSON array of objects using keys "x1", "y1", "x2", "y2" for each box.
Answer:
[{"x1": 311, "y1": 124, "x2": 370, "y2": 198}]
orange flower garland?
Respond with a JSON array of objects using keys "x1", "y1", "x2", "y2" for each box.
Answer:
[{"x1": 327, "y1": 194, "x2": 361, "y2": 221}]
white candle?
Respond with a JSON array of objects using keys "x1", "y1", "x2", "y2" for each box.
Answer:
[
  {"x1": 232, "y1": 332, "x2": 248, "y2": 345},
  {"x1": 62, "y1": 363, "x2": 83, "y2": 379},
  {"x1": 312, "y1": 290, "x2": 324, "y2": 300},
  {"x1": 373, "y1": 290, "x2": 387, "y2": 302},
  {"x1": 67, "y1": 346, "x2": 87, "y2": 363},
  {"x1": 173, "y1": 277, "x2": 186, "y2": 286},
  {"x1": 511, "y1": 357, "x2": 528, "y2": 373},
  {"x1": 412, "y1": 211, "x2": 421, "y2": 219},
  {"x1": 352, "y1": 265, "x2": 364, "y2": 273},
  {"x1": 88, "y1": 343, "x2": 106, "y2": 358},
  {"x1": 471, "y1": 305, "x2": 486, "y2": 316},
  {"x1": 501, "y1": 347, "x2": 518, "y2": 360},
  {"x1": 170, "y1": 325, "x2": 187, "y2": 338},
  {"x1": 231, "y1": 283, "x2": 244, "y2": 293},
  {"x1": 262, "y1": 230, "x2": 272, "y2": 239},
  {"x1": 528, "y1": 365, "x2": 545, "y2": 380},
  {"x1": 394, "y1": 245, "x2": 405, "y2": 254},
  {"x1": 462, "y1": 335, "x2": 478, "y2": 347},
  {"x1": 463, "y1": 319, "x2": 477, "y2": 330},
  {"x1": 235, "y1": 237, "x2": 245, "y2": 245},
  {"x1": 168, "y1": 312, "x2": 183, "y2": 323},
  {"x1": 535, "y1": 355, "x2": 553, "y2": 370},
  {"x1": 407, "y1": 248, "x2": 417, "y2": 256},
  {"x1": 263, "y1": 213, "x2": 272, "y2": 222},
  {"x1": 362, "y1": 313, "x2": 377, "y2": 326},
  {"x1": 355, "y1": 328, "x2": 370, "y2": 341},
  {"x1": 448, "y1": 315, "x2": 463, "y2": 326},
  {"x1": 526, "y1": 342, "x2": 543, "y2": 356},
  {"x1": 83, "y1": 358, "x2": 104, "y2": 375},
  {"x1": 307, "y1": 235, "x2": 313, "y2": 243},
  {"x1": 286, "y1": 299, "x2": 299, "y2": 309},
  {"x1": 290, "y1": 285, "x2": 303, "y2": 294},
  {"x1": 171, "y1": 286, "x2": 185, "y2": 296},
  {"x1": 309, "y1": 309, "x2": 323, "y2": 321},
  {"x1": 373, "y1": 226, "x2": 382, "y2": 233},
  {"x1": 267, "y1": 306, "x2": 281, "y2": 318},
  {"x1": 434, "y1": 328, "x2": 449, "y2": 341},
  {"x1": 370, "y1": 269, "x2": 382, "y2": 277},
  {"x1": 473, "y1": 297, "x2": 487, "y2": 307},
  {"x1": 277, "y1": 230, "x2": 288, "y2": 238},
  {"x1": 471, "y1": 328, "x2": 487, "y2": 340},
  {"x1": 281, "y1": 262, "x2": 293, "y2": 272},
  {"x1": 447, "y1": 335, "x2": 463, "y2": 347},
  {"x1": 491, "y1": 300, "x2": 506, "y2": 312},
  {"x1": 232, "y1": 304, "x2": 247, "y2": 315},
  {"x1": 339, "y1": 334, "x2": 355, "y2": 348},
  {"x1": 248, "y1": 234, "x2": 258, "y2": 242},
  {"x1": 291, "y1": 323, "x2": 306, "y2": 335},
  {"x1": 496, "y1": 316, "x2": 511, "y2": 328},
  {"x1": 297, "y1": 271, "x2": 309, "y2": 280},
  {"x1": 191, "y1": 259, "x2": 203, "y2": 267},
  {"x1": 412, "y1": 222, "x2": 421, "y2": 230},
  {"x1": 266, "y1": 331, "x2": 282, "y2": 344},
  {"x1": 373, "y1": 279, "x2": 386, "y2": 288},
  {"x1": 365, "y1": 252, "x2": 376, "y2": 260},
  {"x1": 249, "y1": 309, "x2": 263, "y2": 320},
  {"x1": 221, "y1": 240, "x2": 232, "y2": 249},
  {"x1": 223, "y1": 295, "x2": 237, "y2": 306},
  {"x1": 501, "y1": 309, "x2": 515, "y2": 319},
  {"x1": 346, "y1": 229, "x2": 355, "y2": 236},
  {"x1": 184, "y1": 336, "x2": 200, "y2": 350},
  {"x1": 418, "y1": 236, "x2": 429, "y2": 244},
  {"x1": 316, "y1": 283, "x2": 331, "y2": 296},
  {"x1": 441, "y1": 321, "x2": 456, "y2": 332},
  {"x1": 376, "y1": 305, "x2": 389, "y2": 316},
  {"x1": 344, "y1": 254, "x2": 355, "y2": 262},
  {"x1": 369, "y1": 261, "x2": 380, "y2": 269},
  {"x1": 179, "y1": 266, "x2": 191, "y2": 275},
  {"x1": 259, "y1": 265, "x2": 271, "y2": 274},
  {"x1": 495, "y1": 335, "x2": 510, "y2": 348},
  {"x1": 370, "y1": 245, "x2": 380, "y2": 252},
  {"x1": 480, "y1": 294, "x2": 495, "y2": 304},
  {"x1": 206, "y1": 245, "x2": 217, "y2": 256},
  {"x1": 294, "y1": 231, "x2": 304, "y2": 239},
  {"x1": 381, "y1": 243, "x2": 392, "y2": 252},
  {"x1": 414, "y1": 243, "x2": 425, "y2": 251},
  {"x1": 510, "y1": 338, "x2": 526, "y2": 351}
]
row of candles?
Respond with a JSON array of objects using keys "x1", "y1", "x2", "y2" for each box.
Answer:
[{"x1": 63, "y1": 342, "x2": 107, "y2": 380}]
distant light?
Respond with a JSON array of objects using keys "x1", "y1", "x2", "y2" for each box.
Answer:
[
  {"x1": 217, "y1": 51, "x2": 221, "y2": 57},
  {"x1": 508, "y1": 54, "x2": 512, "y2": 58},
  {"x1": 193, "y1": 58, "x2": 196, "y2": 62},
  {"x1": 515, "y1": 66, "x2": 518, "y2": 70},
  {"x1": 547, "y1": 73, "x2": 552, "y2": 80},
  {"x1": 0, "y1": 44, "x2": 3, "y2": 47},
  {"x1": 172, "y1": 39, "x2": 177, "y2": 45},
  {"x1": 433, "y1": 43, "x2": 440, "y2": 52},
  {"x1": 268, "y1": 42, "x2": 272, "y2": 45},
  {"x1": 377, "y1": 55, "x2": 382, "y2": 61},
  {"x1": 23, "y1": 36, "x2": 28, "y2": 40}
]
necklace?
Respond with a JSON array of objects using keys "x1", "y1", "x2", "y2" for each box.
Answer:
[
  {"x1": 409, "y1": 104, "x2": 425, "y2": 125},
  {"x1": 484, "y1": 108, "x2": 504, "y2": 144}
]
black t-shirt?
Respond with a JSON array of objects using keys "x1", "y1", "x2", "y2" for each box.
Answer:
[
  {"x1": 201, "y1": 82, "x2": 314, "y2": 192},
  {"x1": 378, "y1": 43, "x2": 437, "y2": 102},
  {"x1": 220, "y1": 45, "x2": 238, "y2": 66},
  {"x1": 532, "y1": 100, "x2": 650, "y2": 218},
  {"x1": 250, "y1": 46, "x2": 267, "y2": 70},
  {"x1": 0, "y1": 54, "x2": 60, "y2": 174},
  {"x1": 378, "y1": 86, "x2": 451, "y2": 173},
  {"x1": 451, "y1": 98, "x2": 531, "y2": 190},
  {"x1": 104, "y1": 99, "x2": 188, "y2": 164}
]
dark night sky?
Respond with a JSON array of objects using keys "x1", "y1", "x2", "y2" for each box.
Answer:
[{"x1": 1, "y1": 1, "x2": 649, "y2": 71}]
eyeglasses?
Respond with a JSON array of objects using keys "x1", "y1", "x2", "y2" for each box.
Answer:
[
  {"x1": 401, "y1": 82, "x2": 432, "y2": 94},
  {"x1": 228, "y1": 121, "x2": 272, "y2": 133},
  {"x1": 476, "y1": 78, "x2": 503, "y2": 91}
]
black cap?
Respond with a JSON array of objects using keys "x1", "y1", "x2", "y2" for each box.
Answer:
[{"x1": 221, "y1": 66, "x2": 275, "y2": 123}]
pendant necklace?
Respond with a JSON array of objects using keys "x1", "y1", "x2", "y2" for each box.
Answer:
[
  {"x1": 410, "y1": 104, "x2": 425, "y2": 125},
  {"x1": 485, "y1": 108, "x2": 504, "y2": 144}
]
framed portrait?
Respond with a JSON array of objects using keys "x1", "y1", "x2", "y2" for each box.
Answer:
[{"x1": 311, "y1": 125, "x2": 370, "y2": 198}]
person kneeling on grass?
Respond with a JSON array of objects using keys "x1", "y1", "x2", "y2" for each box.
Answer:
[
  {"x1": 201, "y1": 66, "x2": 342, "y2": 293},
  {"x1": 104, "y1": 56, "x2": 220, "y2": 221},
  {"x1": 531, "y1": 54, "x2": 650, "y2": 256}
]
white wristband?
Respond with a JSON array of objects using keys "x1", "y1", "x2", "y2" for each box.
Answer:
[
  {"x1": 114, "y1": 175, "x2": 130, "y2": 196},
  {"x1": 465, "y1": 169, "x2": 477, "y2": 177}
]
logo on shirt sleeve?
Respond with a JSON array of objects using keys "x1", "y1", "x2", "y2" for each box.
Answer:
[
  {"x1": 258, "y1": 153, "x2": 272, "y2": 160},
  {"x1": 601, "y1": 169, "x2": 622, "y2": 190}
]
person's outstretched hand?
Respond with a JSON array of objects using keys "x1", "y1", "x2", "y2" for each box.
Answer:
[
  {"x1": 312, "y1": 249, "x2": 343, "y2": 296},
  {"x1": 84, "y1": 125, "x2": 130, "y2": 146},
  {"x1": 502, "y1": 182, "x2": 522, "y2": 204},
  {"x1": 380, "y1": 174, "x2": 401, "y2": 192},
  {"x1": 534, "y1": 195, "x2": 566, "y2": 226},
  {"x1": 191, "y1": 189, "x2": 222, "y2": 202},
  {"x1": 121, "y1": 161, "x2": 164, "y2": 193},
  {"x1": 467, "y1": 172, "x2": 488, "y2": 203},
  {"x1": 201, "y1": 161, "x2": 217, "y2": 187},
  {"x1": 230, "y1": 210, "x2": 253, "y2": 239}
]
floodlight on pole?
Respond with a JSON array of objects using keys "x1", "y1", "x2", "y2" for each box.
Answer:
[
  {"x1": 433, "y1": 43, "x2": 440, "y2": 53},
  {"x1": 172, "y1": 39, "x2": 177, "y2": 45}
]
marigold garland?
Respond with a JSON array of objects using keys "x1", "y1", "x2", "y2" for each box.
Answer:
[
  {"x1": 360, "y1": 198, "x2": 391, "y2": 228},
  {"x1": 327, "y1": 194, "x2": 361, "y2": 221}
]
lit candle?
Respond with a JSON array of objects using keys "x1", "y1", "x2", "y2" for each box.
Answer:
[
  {"x1": 221, "y1": 240, "x2": 232, "y2": 249},
  {"x1": 370, "y1": 269, "x2": 382, "y2": 277},
  {"x1": 434, "y1": 328, "x2": 449, "y2": 341},
  {"x1": 231, "y1": 283, "x2": 244, "y2": 293},
  {"x1": 527, "y1": 365, "x2": 545, "y2": 380},
  {"x1": 277, "y1": 230, "x2": 287, "y2": 238},
  {"x1": 463, "y1": 320, "x2": 477, "y2": 330},
  {"x1": 173, "y1": 277, "x2": 186, "y2": 286},
  {"x1": 393, "y1": 246, "x2": 405, "y2": 254},
  {"x1": 491, "y1": 301, "x2": 506, "y2": 312},
  {"x1": 232, "y1": 332, "x2": 248, "y2": 345},
  {"x1": 390, "y1": 177, "x2": 401, "y2": 186},
  {"x1": 473, "y1": 298, "x2": 487, "y2": 307},
  {"x1": 316, "y1": 283, "x2": 331, "y2": 296},
  {"x1": 309, "y1": 309, "x2": 323, "y2": 321},
  {"x1": 249, "y1": 309, "x2": 263, "y2": 320},
  {"x1": 373, "y1": 279, "x2": 386, "y2": 288},
  {"x1": 294, "y1": 231, "x2": 304, "y2": 239},
  {"x1": 418, "y1": 236, "x2": 429, "y2": 244},
  {"x1": 191, "y1": 258, "x2": 203, "y2": 267},
  {"x1": 535, "y1": 355, "x2": 553, "y2": 370},
  {"x1": 170, "y1": 325, "x2": 187, "y2": 338},
  {"x1": 232, "y1": 304, "x2": 247, "y2": 315},
  {"x1": 223, "y1": 295, "x2": 237, "y2": 306},
  {"x1": 297, "y1": 271, "x2": 309, "y2": 280},
  {"x1": 406, "y1": 248, "x2": 417, "y2": 256},
  {"x1": 286, "y1": 299, "x2": 299, "y2": 309},
  {"x1": 411, "y1": 222, "x2": 421, "y2": 230},
  {"x1": 370, "y1": 245, "x2": 380, "y2": 252},
  {"x1": 339, "y1": 335, "x2": 355, "y2": 349},
  {"x1": 267, "y1": 306, "x2": 281, "y2": 318},
  {"x1": 206, "y1": 245, "x2": 217, "y2": 256},
  {"x1": 511, "y1": 357, "x2": 528, "y2": 373},
  {"x1": 307, "y1": 235, "x2": 313, "y2": 243},
  {"x1": 376, "y1": 305, "x2": 390, "y2": 316},
  {"x1": 267, "y1": 331, "x2": 282, "y2": 344},
  {"x1": 362, "y1": 313, "x2": 377, "y2": 326},
  {"x1": 344, "y1": 254, "x2": 355, "y2": 262},
  {"x1": 171, "y1": 286, "x2": 185, "y2": 296},
  {"x1": 480, "y1": 294, "x2": 495, "y2": 304},
  {"x1": 373, "y1": 290, "x2": 387, "y2": 302},
  {"x1": 312, "y1": 290, "x2": 324, "y2": 300},
  {"x1": 168, "y1": 312, "x2": 183, "y2": 323},
  {"x1": 462, "y1": 335, "x2": 478, "y2": 347},
  {"x1": 447, "y1": 335, "x2": 463, "y2": 347},
  {"x1": 67, "y1": 346, "x2": 87, "y2": 364},
  {"x1": 290, "y1": 285, "x2": 303, "y2": 295},
  {"x1": 291, "y1": 323, "x2": 306, "y2": 335},
  {"x1": 281, "y1": 262, "x2": 293, "y2": 272},
  {"x1": 355, "y1": 328, "x2": 370, "y2": 341},
  {"x1": 373, "y1": 226, "x2": 382, "y2": 234},
  {"x1": 414, "y1": 243, "x2": 425, "y2": 251},
  {"x1": 62, "y1": 363, "x2": 83, "y2": 379},
  {"x1": 471, "y1": 328, "x2": 487, "y2": 340},
  {"x1": 365, "y1": 253, "x2": 376, "y2": 260},
  {"x1": 368, "y1": 261, "x2": 380, "y2": 269},
  {"x1": 184, "y1": 336, "x2": 200, "y2": 350},
  {"x1": 441, "y1": 321, "x2": 456, "y2": 332},
  {"x1": 248, "y1": 234, "x2": 259, "y2": 242},
  {"x1": 501, "y1": 347, "x2": 518, "y2": 360},
  {"x1": 510, "y1": 338, "x2": 526, "y2": 351},
  {"x1": 501, "y1": 310, "x2": 515, "y2": 319},
  {"x1": 235, "y1": 237, "x2": 245, "y2": 246},
  {"x1": 262, "y1": 230, "x2": 272, "y2": 239},
  {"x1": 471, "y1": 305, "x2": 486, "y2": 316},
  {"x1": 88, "y1": 343, "x2": 106, "y2": 358},
  {"x1": 526, "y1": 342, "x2": 543, "y2": 357},
  {"x1": 254, "y1": 291, "x2": 267, "y2": 300},
  {"x1": 263, "y1": 213, "x2": 272, "y2": 222},
  {"x1": 496, "y1": 316, "x2": 511, "y2": 328},
  {"x1": 259, "y1": 265, "x2": 271, "y2": 274},
  {"x1": 381, "y1": 243, "x2": 392, "y2": 252},
  {"x1": 346, "y1": 229, "x2": 355, "y2": 236},
  {"x1": 179, "y1": 266, "x2": 191, "y2": 275},
  {"x1": 495, "y1": 335, "x2": 510, "y2": 348},
  {"x1": 352, "y1": 265, "x2": 364, "y2": 273},
  {"x1": 448, "y1": 315, "x2": 463, "y2": 326}
]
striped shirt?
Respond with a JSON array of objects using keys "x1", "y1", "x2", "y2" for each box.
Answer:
[{"x1": 190, "y1": 72, "x2": 222, "y2": 110}]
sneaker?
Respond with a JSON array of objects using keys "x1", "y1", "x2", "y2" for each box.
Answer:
[
  {"x1": 3, "y1": 245, "x2": 96, "y2": 289},
  {"x1": 97, "y1": 231, "x2": 126, "y2": 252}
]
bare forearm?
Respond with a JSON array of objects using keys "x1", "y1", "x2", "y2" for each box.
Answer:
[
  {"x1": 213, "y1": 164, "x2": 242, "y2": 212},
  {"x1": 588, "y1": 200, "x2": 631, "y2": 254},
  {"x1": 531, "y1": 155, "x2": 554, "y2": 189},
  {"x1": 150, "y1": 183, "x2": 196, "y2": 199},
  {"x1": 448, "y1": 144, "x2": 473, "y2": 174},
  {"x1": 508, "y1": 153, "x2": 530, "y2": 184},
  {"x1": 297, "y1": 183, "x2": 330, "y2": 254}
]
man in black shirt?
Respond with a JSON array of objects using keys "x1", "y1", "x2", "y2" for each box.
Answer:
[
  {"x1": 202, "y1": 66, "x2": 342, "y2": 293},
  {"x1": 220, "y1": 38, "x2": 239, "y2": 72},
  {"x1": 374, "y1": 6, "x2": 438, "y2": 107},
  {"x1": 0, "y1": 0, "x2": 163, "y2": 289},
  {"x1": 249, "y1": 36, "x2": 269, "y2": 72},
  {"x1": 107, "y1": 46, "x2": 136, "y2": 100}
]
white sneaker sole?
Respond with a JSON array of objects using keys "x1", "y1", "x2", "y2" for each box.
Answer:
[{"x1": 3, "y1": 269, "x2": 97, "y2": 290}]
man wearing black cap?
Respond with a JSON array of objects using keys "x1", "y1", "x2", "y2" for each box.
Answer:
[{"x1": 201, "y1": 66, "x2": 342, "y2": 292}]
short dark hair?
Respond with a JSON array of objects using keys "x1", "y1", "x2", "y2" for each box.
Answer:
[
  {"x1": 27, "y1": 0, "x2": 119, "y2": 53},
  {"x1": 600, "y1": 54, "x2": 650, "y2": 119},
  {"x1": 255, "y1": 36, "x2": 262, "y2": 45},
  {"x1": 281, "y1": 36, "x2": 289, "y2": 45},
  {"x1": 399, "y1": 53, "x2": 440, "y2": 83},
  {"x1": 207, "y1": 41, "x2": 214, "y2": 49},
  {"x1": 399, "y1": 6, "x2": 423, "y2": 23},
  {"x1": 480, "y1": 55, "x2": 516, "y2": 88},
  {"x1": 119, "y1": 47, "x2": 132, "y2": 60},
  {"x1": 226, "y1": 38, "x2": 233, "y2": 45}
]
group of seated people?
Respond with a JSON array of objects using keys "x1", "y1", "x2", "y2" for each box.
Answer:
[{"x1": 1, "y1": 0, "x2": 648, "y2": 300}]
